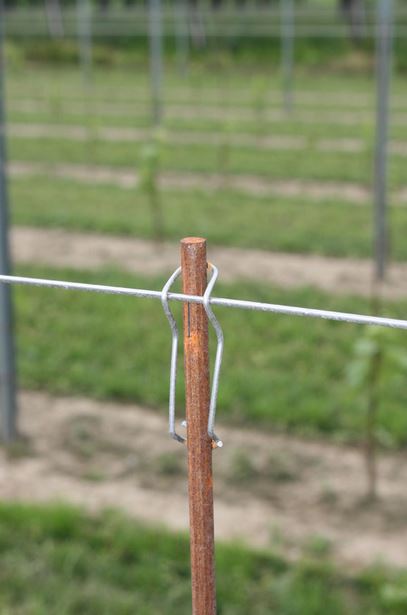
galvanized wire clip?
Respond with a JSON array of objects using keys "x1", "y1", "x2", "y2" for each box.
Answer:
[
  {"x1": 161, "y1": 263, "x2": 224, "y2": 448},
  {"x1": 204, "y1": 263, "x2": 224, "y2": 448},
  {"x1": 161, "y1": 266, "x2": 185, "y2": 444}
]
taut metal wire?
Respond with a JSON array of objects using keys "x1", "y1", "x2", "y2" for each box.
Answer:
[{"x1": 1, "y1": 273, "x2": 406, "y2": 330}]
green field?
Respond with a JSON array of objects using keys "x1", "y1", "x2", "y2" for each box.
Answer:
[
  {"x1": 0, "y1": 501, "x2": 406, "y2": 614},
  {"x1": 9, "y1": 137, "x2": 387, "y2": 185},
  {"x1": 5, "y1": 64, "x2": 407, "y2": 261},
  {"x1": 5, "y1": 67, "x2": 407, "y2": 151}
]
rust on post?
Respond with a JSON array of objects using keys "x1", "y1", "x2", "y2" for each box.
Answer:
[{"x1": 181, "y1": 237, "x2": 216, "y2": 615}]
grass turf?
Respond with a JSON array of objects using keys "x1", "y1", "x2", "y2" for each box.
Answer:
[
  {"x1": 5, "y1": 66, "x2": 407, "y2": 187},
  {"x1": 10, "y1": 176, "x2": 407, "y2": 261},
  {"x1": 11, "y1": 135, "x2": 407, "y2": 186},
  {"x1": 0, "y1": 501, "x2": 406, "y2": 614}
]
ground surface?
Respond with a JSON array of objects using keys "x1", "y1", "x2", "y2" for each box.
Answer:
[
  {"x1": 9, "y1": 159, "x2": 377, "y2": 202},
  {"x1": 8, "y1": 120, "x2": 407, "y2": 156},
  {"x1": 11, "y1": 226, "x2": 407, "y2": 299},
  {"x1": 3, "y1": 390, "x2": 407, "y2": 571}
]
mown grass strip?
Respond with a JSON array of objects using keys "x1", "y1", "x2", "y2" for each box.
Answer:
[
  {"x1": 9, "y1": 131, "x2": 407, "y2": 187},
  {"x1": 0, "y1": 501, "x2": 406, "y2": 614},
  {"x1": 8, "y1": 135, "x2": 376, "y2": 183},
  {"x1": 7, "y1": 108, "x2": 384, "y2": 140},
  {"x1": 10, "y1": 176, "x2": 407, "y2": 260},
  {"x1": 7, "y1": 64, "x2": 407, "y2": 101}
]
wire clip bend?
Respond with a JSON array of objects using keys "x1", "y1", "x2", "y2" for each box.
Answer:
[{"x1": 161, "y1": 263, "x2": 224, "y2": 448}]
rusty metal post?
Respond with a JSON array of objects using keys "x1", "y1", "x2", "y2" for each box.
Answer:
[{"x1": 181, "y1": 237, "x2": 216, "y2": 615}]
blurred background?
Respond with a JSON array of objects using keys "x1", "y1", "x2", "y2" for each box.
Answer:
[{"x1": 0, "y1": 0, "x2": 407, "y2": 612}]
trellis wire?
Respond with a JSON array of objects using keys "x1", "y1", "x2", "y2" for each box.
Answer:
[{"x1": 0, "y1": 273, "x2": 406, "y2": 330}]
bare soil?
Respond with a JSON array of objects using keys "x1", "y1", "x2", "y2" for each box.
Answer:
[
  {"x1": 10, "y1": 88, "x2": 407, "y2": 108},
  {"x1": 5, "y1": 122, "x2": 365, "y2": 154},
  {"x1": 9, "y1": 160, "x2": 376, "y2": 203},
  {"x1": 12, "y1": 98, "x2": 407, "y2": 126},
  {"x1": 9, "y1": 121, "x2": 407, "y2": 157},
  {"x1": 2, "y1": 390, "x2": 407, "y2": 570},
  {"x1": 19, "y1": 154, "x2": 407, "y2": 207},
  {"x1": 11, "y1": 226, "x2": 407, "y2": 299}
]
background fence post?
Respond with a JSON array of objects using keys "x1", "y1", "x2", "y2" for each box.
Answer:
[
  {"x1": 76, "y1": 0, "x2": 93, "y2": 87},
  {"x1": 181, "y1": 237, "x2": 217, "y2": 615},
  {"x1": 280, "y1": 0, "x2": 294, "y2": 114},
  {"x1": 0, "y1": 0, "x2": 18, "y2": 443},
  {"x1": 148, "y1": 0, "x2": 164, "y2": 126},
  {"x1": 374, "y1": 0, "x2": 393, "y2": 281},
  {"x1": 174, "y1": 0, "x2": 189, "y2": 77}
]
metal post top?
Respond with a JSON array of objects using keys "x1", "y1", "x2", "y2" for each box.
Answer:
[{"x1": 181, "y1": 236, "x2": 207, "y2": 245}]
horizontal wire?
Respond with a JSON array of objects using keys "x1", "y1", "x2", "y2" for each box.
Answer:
[
  {"x1": 6, "y1": 31, "x2": 407, "y2": 39},
  {"x1": 0, "y1": 273, "x2": 406, "y2": 330}
]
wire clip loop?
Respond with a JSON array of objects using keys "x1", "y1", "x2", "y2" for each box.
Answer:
[
  {"x1": 161, "y1": 266, "x2": 185, "y2": 444},
  {"x1": 161, "y1": 263, "x2": 224, "y2": 448}
]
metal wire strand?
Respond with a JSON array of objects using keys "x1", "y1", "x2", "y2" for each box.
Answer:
[
  {"x1": 0, "y1": 274, "x2": 406, "y2": 329},
  {"x1": 161, "y1": 266, "x2": 185, "y2": 444},
  {"x1": 204, "y1": 264, "x2": 224, "y2": 448}
]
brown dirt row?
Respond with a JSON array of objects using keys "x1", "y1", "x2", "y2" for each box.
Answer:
[
  {"x1": 5, "y1": 89, "x2": 378, "y2": 109},
  {"x1": 9, "y1": 87, "x2": 407, "y2": 108},
  {"x1": 11, "y1": 121, "x2": 407, "y2": 156},
  {"x1": 8, "y1": 159, "x2": 382, "y2": 204},
  {"x1": 12, "y1": 158, "x2": 407, "y2": 204},
  {"x1": 2, "y1": 390, "x2": 407, "y2": 570},
  {"x1": 11, "y1": 98, "x2": 407, "y2": 127},
  {"x1": 11, "y1": 226, "x2": 407, "y2": 299}
]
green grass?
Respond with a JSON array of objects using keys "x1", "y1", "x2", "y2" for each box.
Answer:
[
  {"x1": 0, "y1": 61, "x2": 394, "y2": 97},
  {"x1": 7, "y1": 106, "x2": 381, "y2": 139},
  {"x1": 5, "y1": 65, "x2": 407, "y2": 191},
  {"x1": 0, "y1": 501, "x2": 406, "y2": 614},
  {"x1": 7, "y1": 95, "x2": 407, "y2": 140},
  {"x1": 4, "y1": 64, "x2": 407, "y2": 142},
  {"x1": 3, "y1": 64, "x2": 381, "y2": 99},
  {"x1": 10, "y1": 176, "x2": 407, "y2": 261},
  {"x1": 9, "y1": 135, "x2": 378, "y2": 183},
  {"x1": 7, "y1": 125, "x2": 407, "y2": 187},
  {"x1": 14, "y1": 265, "x2": 407, "y2": 445}
]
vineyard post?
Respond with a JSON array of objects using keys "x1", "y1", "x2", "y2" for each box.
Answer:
[
  {"x1": 181, "y1": 238, "x2": 217, "y2": 615},
  {"x1": 0, "y1": 0, "x2": 18, "y2": 442},
  {"x1": 76, "y1": 0, "x2": 93, "y2": 86},
  {"x1": 374, "y1": 0, "x2": 393, "y2": 281},
  {"x1": 148, "y1": 0, "x2": 164, "y2": 126},
  {"x1": 280, "y1": 0, "x2": 294, "y2": 113},
  {"x1": 174, "y1": 0, "x2": 189, "y2": 77}
]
